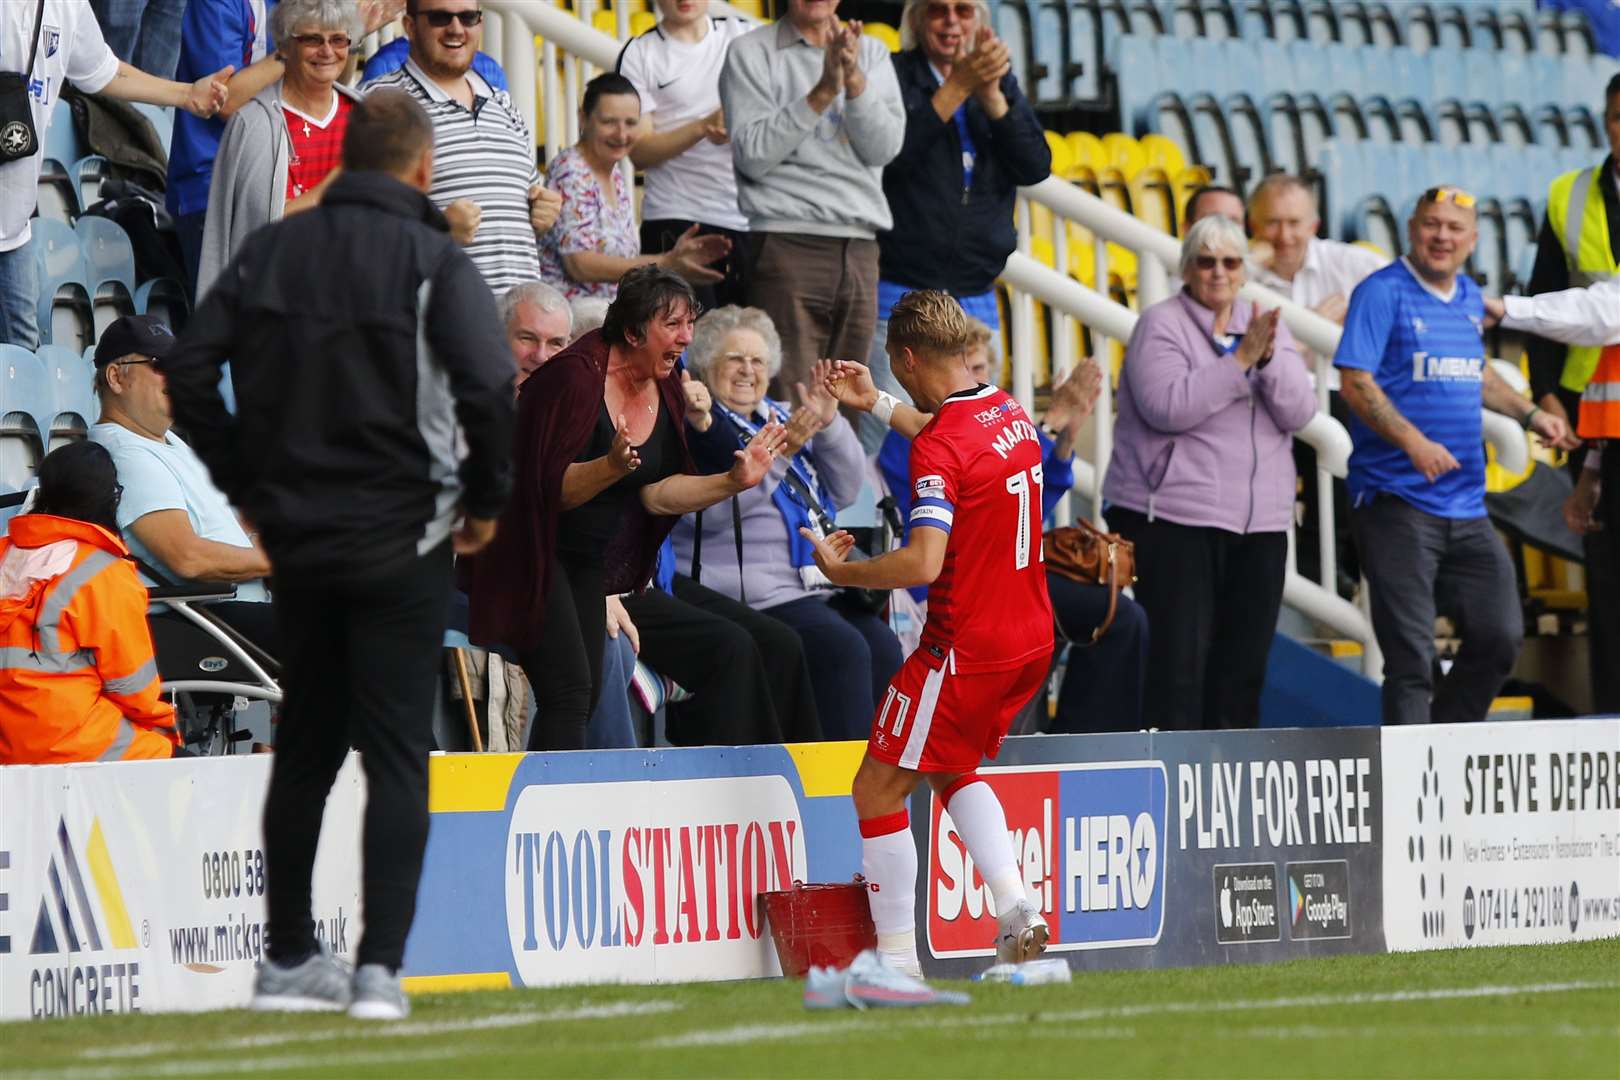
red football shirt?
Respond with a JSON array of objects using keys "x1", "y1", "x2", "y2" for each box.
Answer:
[
  {"x1": 908, "y1": 384, "x2": 1054, "y2": 674},
  {"x1": 284, "y1": 94, "x2": 352, "y2": 200}
]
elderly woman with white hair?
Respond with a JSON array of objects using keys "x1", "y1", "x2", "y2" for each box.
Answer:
[
  {"x1": 1102, "y1": 214, "x2": 1315, "y2": 732},
  {"x1": 674, "y1": 306, "x2": 902, "y2": 738},
  {"x1": 197, "y1": 0, "x2": 365, "y2": 294}
]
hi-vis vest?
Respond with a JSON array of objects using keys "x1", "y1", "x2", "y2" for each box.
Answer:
[
  {"x1": 0, "y1": 514, "x2": 178, "y2": 765},
  {"x1": 1547, "y1": 166, "x2": 1619, "y2": 394},
  {"x1": 1578, "y1": 344, "x2": 1620, "y2": 440}
]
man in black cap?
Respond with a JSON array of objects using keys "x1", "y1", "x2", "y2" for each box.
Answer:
[
  {"x1": 162, "y1": 89, "x2": 514, "y2": 1021},
  {"x1": 88, "y1": 314, "x2": 276, "y2": 653}
]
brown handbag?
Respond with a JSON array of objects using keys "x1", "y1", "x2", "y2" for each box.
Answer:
[{"x1": 1043, "y1": 522, "x2": 1138, "y2": 645}]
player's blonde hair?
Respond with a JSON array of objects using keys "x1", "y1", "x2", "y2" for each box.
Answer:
[{"x1": 888, "y1": 290, "x2": 974, "y2": 359}]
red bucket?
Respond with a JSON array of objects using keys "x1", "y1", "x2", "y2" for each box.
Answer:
[{"x1": 760, "y1": 878, "x2": 878, "y2": 978}]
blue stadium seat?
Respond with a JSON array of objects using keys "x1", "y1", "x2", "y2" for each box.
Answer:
[
  {"x1": 43, "y1": 99, "x2": 85, "y2": 176},
  {"x1": 135, "y1": 278, "x2": 190, "y2": 334},
  {"x1": 1494, "y1": 103, "x2": 1533, "y2": 149},
  {"x1": 1314, "y1": 140, "x2": 1368, "y2": 236},
  {"x1": 0, "y1": 345, "x2": 49, "y2": 490},
  {"x1": 1433, "y1": 4, "x2": 1470, "y2": 50},
  {"x1": 1302, "y1": 0, "x2": 1339, "y2": 44},
  {"x1": 1335, "y1": 1, "x2": 1371, "y2": 47},
  {"x1": 1200, "y1": 0, "x2": 1238, "y2": 38},
  {"x1": 36, "y1": 345, "x2": 96, "y2": 449},
  {"x1": 1472, "y1": 197, "x2": 1508, "y2": 291},
  {"x1": 994, "y1": 1, "x2": 1035, "y2": 92},
  {"x1": 71, "y1": 156, "x2": 110, "y2": 213},
  {"x1": 1468, "y1": 3, "x2": 1502, "y2": 51},
  {"x1": 75, "y1": 217, "x2": 138, "y2": 342},
  {"x1": 1032, "y1": 0, "x2": 1071, "y2": 104},
  {"x1": 1394, "y1": 97, "x2": 1436, "y2": 143},
  {"x1": 1498, "y1": 7, "x2": 1534, "y2": 53},
  {"x1": 1167, "y1": 0, "x2": 1204, "y2": 36},
  {"x1": 1225, "y1": 94, "x2": 1271, "y2": 179},
  {"x1": 1068, "y1": 0, "x2": 1105, "y2": 100},
  {"x1": 1111, "y1": 35, "x2": 1162, "y2": 131},
  {"x1": 1401, "y1": 3, "x2": 1438, "y2": 53},
  {"x1": 1361, "y1": 95, "x2": 1398, "y2": 142},
  {"x1": 1253, "y1": 38, "x2": 1297, "y2": 99},
  {"x1": 1431, "y1": 99, "x2": 1467, "y2": 147},
  {"x1": 31, "y1": 219, "x2": 93, "y2": 353},
  {"x1": 1363, "y1": 1, "x2": 1401, "y2": 47},
  {"x1": 131, "y1": 103, "x2": 173, "y2": 157},
  {"x1": 1389, "y1": 48, "x2": 1434, "y2": 110}
]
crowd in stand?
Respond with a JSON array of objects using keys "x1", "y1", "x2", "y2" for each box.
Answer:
[{"x1": 3, "y1": 0, "x2": 1619, "y2": 768}]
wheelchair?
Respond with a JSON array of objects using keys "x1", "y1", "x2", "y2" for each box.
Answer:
[{"x1": 141, "y1": 562, "x2": 282, "y2": 757}]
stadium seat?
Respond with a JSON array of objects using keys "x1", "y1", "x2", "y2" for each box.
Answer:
[
  {"x1": 1472, "y1": 197, "x2": 1508, "y2": 291},
  {"x1": 1434, "y1": 4, "x2": 1470, "y2": 50},
  {"x1": 135, "y1": 278, "x2": 190, "y2": 333},
  {"x1": 1363, "y1": 2, "x2": 1401, "y2": 47},
  {"x1": 0, "y1": 345, "x2": 49, "y2": 491},
  {"x1": 1031, "y1": 2, "x2": 1071, "y2": 103},
  {"x1": 36, "y1": 345, "x2": 96, "y2": 449},
  {"x1": 1565, "y1": 106, "x2": 1602, "y2": 152},
  {"x1": 43, "y1": 99, "x2": 86, "y2": 179},
  {"x1": 862, "y1": 22, "x2": 900, "y2": 52},
  {"x1": 994, "y1": 1, "x2": 1035, "y2": 94},
  {"x1": 1199, "y1": 0, "x2": 1237, "y2": 39},
  {"x1": 1223, "y1": 94, "x2": 1270, "y2": 179},
  {"x1": 1302, "y1": 0, "x2": 1339, "y2": 44},
  {"x1": 31, "y1": 219, "x2": 93, "y2": 353},
  {"x1": 130, "y1": 103, "x2": 173, "y2": 157},
  {"x1": 1495, "y1": 104, "x2": 1533, "y2": 149},
  {"x1": 1393, "y1": 97, "x2": 1436, "y2": 143},
  {"x1": 1498, "y1": 7, "x2": 1534, "y2": 53},
  {"x1": 72, "y1": 155, "x2": 110, "y2": 212},
  {"x1": 1067, "y1": 0, "x2": 1105, "y2": 100},
  {"x1": 36, "y1": 158, "x2": 80, "y2": 225},
  {"x1": 76, "y1": 217, "x2": 137, "y2": 297},
  {"x1": 1401, "y1": 3, "x2": 1438, "y2": 53},
  {"x1": 1360, "y1": 96, "x2": 1398, "y2": 143}
]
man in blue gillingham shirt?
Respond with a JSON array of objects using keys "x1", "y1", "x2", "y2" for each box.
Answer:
[{"x1": 1334, "y1": 186, "x2": 1571, "y2": 726}]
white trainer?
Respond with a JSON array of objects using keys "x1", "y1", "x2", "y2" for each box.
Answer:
[{"x1": 995, "y1": 898, "x2": 1050, "y2": 965}]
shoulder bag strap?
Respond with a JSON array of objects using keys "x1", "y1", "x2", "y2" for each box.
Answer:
[
  {"x1": 23, "y1": 0, "x2": 47, "y2": 79},
  {"x1": 732, "y1": 494, "x2": 746, "y2": 606},
  {"x1": 690, "y1": 509, "x2": 703, "y2": 584}
]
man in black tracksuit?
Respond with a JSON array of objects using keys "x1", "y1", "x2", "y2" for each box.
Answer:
[{"x1": 164, "y1": 90, "x2": 514, "y2": 1020}]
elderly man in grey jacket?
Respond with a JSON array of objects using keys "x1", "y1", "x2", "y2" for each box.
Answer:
[{"x1": 720, "y1": 0, "x2": 905, "y2": 394}]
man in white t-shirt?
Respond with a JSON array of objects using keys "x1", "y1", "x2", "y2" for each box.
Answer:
[
  {"x1": 618, "y1": 0, "x2": 753, "y2": 308},
  {"x1": 1248, "y1": 173, "x2": 1389, "y2": 325},
  {"x1": 88, "y1": 316, "x2": 275, "y2": 654},
  {"x1": 0, "y1": 2, "x2": 229, "y2": 349}
]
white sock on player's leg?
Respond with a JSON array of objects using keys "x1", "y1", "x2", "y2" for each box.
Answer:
[
  {"x1": 859, "y1": 810, "x2": 920, "y2": 975},
  {"x1": 943, "y1": 779, "x2": 1027, "y2": 917}
]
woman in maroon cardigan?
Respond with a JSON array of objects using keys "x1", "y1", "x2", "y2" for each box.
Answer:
[{"x1": 466, "y1": 266, "x2": 785, "y2": 750}]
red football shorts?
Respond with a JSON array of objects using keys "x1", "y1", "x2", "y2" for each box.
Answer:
[{"x1": 865, "y1": 648, "x2": 1049, "y2": 774}]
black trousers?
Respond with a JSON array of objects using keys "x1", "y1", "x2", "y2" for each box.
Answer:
[
  {"x1": 1109, "y1": 508, "x2": 1287, "y2": 731},
  {"x1": 766, "y1": 593, "x2": 902, "y2": 741},
  {"x1": 1351, "y1": 496, "x2": 1521, "y2": 725},
  {"x1": 1047, "y1": 574, "x2": 1150, "y2": 734},
  {"x1": 262, "y1": 543, "x2": 452, "y2": 971},
  {"x1": 520, "y1": 554, "x2": 607, "y2": 751},
  {"x1": 640, "y1": 218, "x2": 751, "y2": 312},
  {"x1": 209, "y1": 599, "x2": 280, "y2": 659},
  {"x1": 621, "y1": 575, "x2": 821, "y2": 745}
]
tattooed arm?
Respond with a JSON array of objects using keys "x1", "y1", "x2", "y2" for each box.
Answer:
[{"x1": 1339, "y1": 368, "x2": 1460, "y2": 483}]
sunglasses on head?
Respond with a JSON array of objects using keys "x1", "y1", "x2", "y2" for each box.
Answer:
[
  {"x1": 419, "y1": 9, "x2": 484, "y2": 27},
  {"x1": 1194, "y1": 254, "x2": 1245, "y2": 271},
  {"x1": 292, "y1": 32, "x2": 351, "y2": 50},
  {"x1": 1422, "y1": 186, "x2": 1476, "y2": 208}
]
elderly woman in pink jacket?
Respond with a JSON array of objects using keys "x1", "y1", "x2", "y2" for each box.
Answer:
[{"x1": 1102, "y1": 214, "x2": 1315, "y2": 731}]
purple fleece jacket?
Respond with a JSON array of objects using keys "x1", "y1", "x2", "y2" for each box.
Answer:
[{"x1": 1103, "y1": 292, "x2": 1316, "y2": 534}]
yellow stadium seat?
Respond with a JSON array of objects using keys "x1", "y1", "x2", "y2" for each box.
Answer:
[
  {"x1": 1138, "y1": 133, "x2": 1188, "y2": 178},
  {"x1": 1353, "y1": 239, "x2": 1391, "y2": 261},
  {"x1": 630, "y1": 10, "x2": 657, "y2": 34},
  {"x1": 1171, "y1": 165, "x2": 1214, "y2": 231},
  {"x1": 592, "y1": 10, "x2": 618, "y2": 35},
  {"x1": 1065, "y1": 132, "x2": 1107, "y2": 176},
  {"x1": 1043, "y1": 130, "x2": 1074, "y2": 181},
  {"x1": 1100, "y1": 133, "x2": 1146, "y2": 181},
  {"x1": 864, "y1": 22, "x2": 901, "y2": 52},
  {"x1": 1128, "y1": 172, "x2": 1174, "y2": 233},
  {"x1": 729, "y1": 0, "x2": 767, "y2": 17},
  {"x1": 1029, "y1": 235, "x2": 1056, "y2": 269}
]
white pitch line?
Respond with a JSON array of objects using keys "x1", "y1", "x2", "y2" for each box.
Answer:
[
  {"x1": 16, "y1": 1046, "x2": 471, "y2": 1080},
  {"x1": 68, "y1": 1001, "x2": 678, "y2": 1066},
  {"x1": 646, "y1": 979, "x2": 1620, "y2": 1049}
]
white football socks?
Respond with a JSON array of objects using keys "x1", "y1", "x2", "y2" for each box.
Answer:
[
  {"x1": 859, "y1": 810, "x2": 920, "y2": 974},
  {"x1": 944, "y1": 780, "x2": 1027, "y2": 917}
]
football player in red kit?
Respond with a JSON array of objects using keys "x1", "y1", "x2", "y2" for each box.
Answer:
[{"x1": 803, "y1": 290, "x2": 1055, "y2": 977}]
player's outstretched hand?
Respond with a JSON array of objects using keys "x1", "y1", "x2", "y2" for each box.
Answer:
[
  {"x1": 822, "y1": 359, "x2": 879, "y2": 411},
  {"x1": 1482, "y1": 296, "x2": 1506, "y2": 328},
  {"x1": 729, "y1": 421, "x2": 787, "y2": 488},
  {"x1": 799, "y1": 526, "x2": 857, "y2": 582}
]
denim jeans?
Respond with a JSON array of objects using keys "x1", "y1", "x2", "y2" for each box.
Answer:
[
  {"x1": 0, "y1": 239, "x2": 40, "y2": 350},
  {"x1": 90, "y1": 0, "x2": 186, "y2": 80},
  {"x1": 585, "y1": 631, "x2": 639, "y2": 750}
]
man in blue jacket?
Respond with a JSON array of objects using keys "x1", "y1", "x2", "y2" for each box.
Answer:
[{"x1": 865, "y1": 0, "x2": 1050, "y2": 450}]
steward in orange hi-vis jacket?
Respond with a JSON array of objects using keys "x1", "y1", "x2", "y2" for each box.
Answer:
[{"x1": 0, "y1": 513, "x2": 178, "y2": 764}]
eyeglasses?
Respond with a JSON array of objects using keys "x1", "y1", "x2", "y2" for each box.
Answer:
[
  {"x1": 926, "y1": 3, "x2": 979, "y2": 20},
  {"x1": 419, "y1": 9, "x2": 484, "y2": 28},
  {"x1": 1194, "y1": 254, "x2": 1245, "y2": 271},
  {"x1": 292, "y1": 32, "x2": 352, "y2": 50},
  {"x1": 117, "y1": 356, "x2": 163, "y2": 371},
  {"x1": 719, "y1": 353, "x2": 769, "y2": 367},
  {"x1": 1421, "y1": 186, "x2": 1476, "y2": 208}
]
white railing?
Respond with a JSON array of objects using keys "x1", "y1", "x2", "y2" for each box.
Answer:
[{"x1": 479, "y1": 0, "x2": 1428, "y2": 673}]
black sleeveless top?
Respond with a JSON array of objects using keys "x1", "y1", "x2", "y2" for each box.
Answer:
[{"x1": 556, "y1": 400, "x2": 683, "y2": 559}]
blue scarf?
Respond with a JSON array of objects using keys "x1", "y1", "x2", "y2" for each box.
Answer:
[{"x1": 711, "y1": 398, "x2": 833, "y2": 570}]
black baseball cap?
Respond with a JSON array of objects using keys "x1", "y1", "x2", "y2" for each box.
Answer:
[{"x1": 93, "y1": 315, "x2": 177, "y2": 367}]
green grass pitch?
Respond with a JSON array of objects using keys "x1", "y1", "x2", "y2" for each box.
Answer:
[{"x1": 4, "y1": 939, "x2": 1616, "y2": 1079}]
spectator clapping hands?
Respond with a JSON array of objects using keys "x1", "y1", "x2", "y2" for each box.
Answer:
[
  {"x1": 657, "y1": 223, "x2": 731, "y2": 285},
  {"x1": 784, "y1": 359, "x2": 841, "y2": 455},
  {"x1": 838, "y1": 21, "x2": 867, "y2": 99}
]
